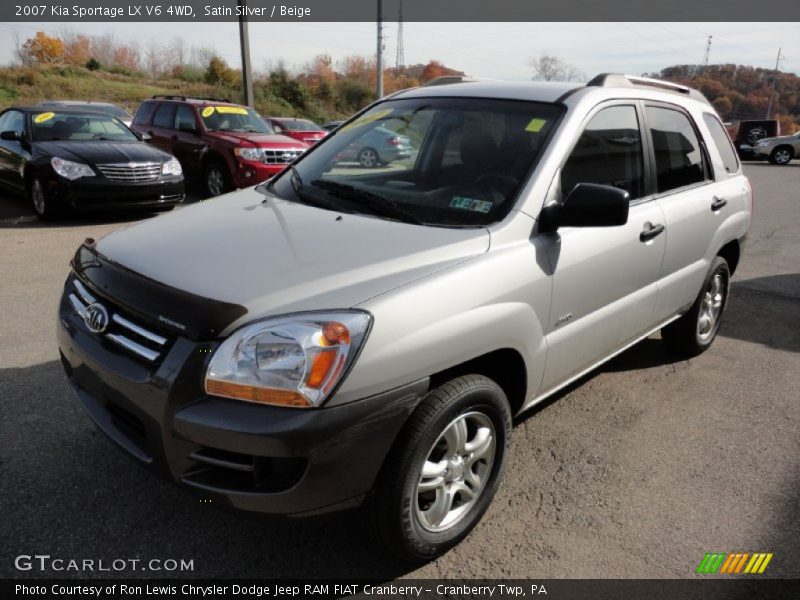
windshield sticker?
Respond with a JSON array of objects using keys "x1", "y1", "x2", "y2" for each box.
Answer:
[
  {"x1": 340, "y1": 109, "x2": 394, "y2": 132},
  {"x1": 525, "y1": 118, "x2": 547, "y2": 133},
  {"x1": 209, "y1": 106, "x2": 249, "y2": 116},
  {"x1": 34, "y1": 112, "x2": 55, "y2": 124},
  {"x1": 450, "y1": 196, "x2": 493, "y2": 213},
  {"x1": 201, "y1": 107, "x2": 215, "y2": 117}
]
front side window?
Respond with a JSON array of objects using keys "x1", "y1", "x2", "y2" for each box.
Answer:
[
  {"x1": 646, "y1": 106, "x2": 708, "y2": 193},
  {"x1": 266, "y1": 97, "x2": 563, "y2": 227},
  {"x1": 1, "y1": 111, "x2": 25, "y2": 135},
  {"x1": 30, "y1": 112, "x2": 138, "y2": 142},
  {"x1": 561, "y1": 105, "x2": 644, "y2": 201},
  {"x1": 174, "y1": 105, "x2": 197, "y2": 131}
]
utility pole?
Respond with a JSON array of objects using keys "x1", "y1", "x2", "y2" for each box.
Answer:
[
  {"x1": 238, "y1": 0, "x2": 255, "y2": 107},
  {"x1": 766, "y1": 48, "x2": 783, "y2": 119},
  {"x1": 396, "y1": 0, "x2": 405, "y2": 70},
  {"x1": 376, "y1": 0, "x2": 384, "y2": 99},
  {"x1": 703, "y1": 36, "x2": 712, "y2": 69}
]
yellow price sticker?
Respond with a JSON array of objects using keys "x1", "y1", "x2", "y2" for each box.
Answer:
[
  {"x1": 215, "y1": 106, "x2": 248, "y2": 115},
  {"x1": 201, "y1": 107, "x2": 215, "y2": 117},
  {"x1": 34, "y1": 112, "x2": 55, "y2": 124},
  {"x1": 525, "y1": 118, "x2": 547, "y2": 133},
  {"x1": 340, "y1": 109, "x2": 394, "y2": 132}
]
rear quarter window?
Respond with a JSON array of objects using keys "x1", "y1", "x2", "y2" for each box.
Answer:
[
  {"x1": 702, "y1": 113, "x2": 740, "y2": 175},
  {"x1": 134, "y1": 102, "x2": 157, "y2": 126}
]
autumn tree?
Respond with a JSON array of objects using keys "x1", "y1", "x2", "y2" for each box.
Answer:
[
  {"x1": 21, "y1": 32, "x2": 64, "y2": 64},
  {"x1": 113, "y1": 45, "x2": 140, "y2": 72},
  {"x1": 528, "y1": 54, "x2": 583, "y2": 82},
  {"x1": 420, "y1": 60, "x2": 449, "y2": 83},
  {"x1": 204, "y1": 56, "x2": 238, "y2": 87},
  {"x1": 62, "y1": 34, "x2": 91, "y2": 66}
]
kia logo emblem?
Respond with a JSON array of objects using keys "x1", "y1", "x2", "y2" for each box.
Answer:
[{"x1": 84, "y1": 303, "x2": 109, "y2": 333}]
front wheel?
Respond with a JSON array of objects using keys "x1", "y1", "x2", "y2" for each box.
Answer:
[
  {"x1": 204, "y1": 161, "x2": 230, "y2": 197},
  {"x1": 769, "y1": 146, "x2": 794, "y2": 165},
  {"x1": 661, "y1": 256, "x2": 730, "y2": 356},
  {"x1": 29, "y1": 177, "x2": 61, "y2": 221},
  {"x1": 372, "y1": 375, "x2": 512, "y2": 562},
  {"x1": 358, "y1": 147, "x2": 379, "y2": 168}
]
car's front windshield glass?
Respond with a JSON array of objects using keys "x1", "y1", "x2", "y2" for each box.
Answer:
[
  {"x1": 200, "y1": 105, "x2": 273, "y2": 133},
  {"x1": 31, "y1": 111, "x2": 138, "y2": 142},
  {"x1": 266, "y1": 97, "x2": 562, "y2": 227}
]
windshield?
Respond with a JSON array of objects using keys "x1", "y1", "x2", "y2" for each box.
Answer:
[
  {"x1": 267, "y1": 97, "x2": 562, "y2": 227},
  {"x1": 200, "y1": 105, "x2": 273, "y2": 133},
  {"x1": 277, "y1": 119, "x2": 322, "y2": 131},
  {"x1": 96, "y1": 105, "x2": 132, "y2": 119},
  {"x1": 30, "y1": 111, "x2": 139, "y2": 142}
]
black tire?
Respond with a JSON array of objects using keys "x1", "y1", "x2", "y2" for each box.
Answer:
[
  {"x1": 358, "y1": 147, "x2": 380, "y2": 168},
  {"x1": 372, "y1": 374, "x2": 512, "y2": 562},
  {"x1": 29, "y1": 176, "x2": 61, "y2": 221},
  {"x1": 204, "y1": 161, "x2": 230, "y2": 197},
  {"x1": 661, "y1": 256, "x2": 730, "y2": 357},
  {"x1": 769, "y1": 146, "x2": 794, "y2": 165}
]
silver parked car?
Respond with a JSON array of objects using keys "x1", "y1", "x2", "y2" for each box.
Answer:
[
  {"x1": 58, "y1": 74, "x2": 751, "y2": 562},
  {"x1": 753, "y1": 130, "x2": 800, "y2": 165}
]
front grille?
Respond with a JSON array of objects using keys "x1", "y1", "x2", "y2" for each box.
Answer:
[
  {"x1": 68, "y1": 278, "x2": 174, "y2": 363},
  {"x1": 260, "y1": 149, "x2": 304, "y2": 165},
  {"x1": 97, "y1": 162, "x2": 161, "y2": 182}
]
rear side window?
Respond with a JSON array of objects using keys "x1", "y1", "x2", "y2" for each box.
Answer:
[
  {"x1": 153, "y1": 104, "x2": 176, "y2": 129},
  {"x1": 646, "y1": 106, "x2": 708, "y2": 193},
  {"x1": 134, "y1": 102, "x2": 157, "y2": 126},
  {"x1": 561, "y1": 105, "x2": 644, "y2": 201},
  {"x1": 702, "y1": 113, "x2": 740, "y2": 175}
]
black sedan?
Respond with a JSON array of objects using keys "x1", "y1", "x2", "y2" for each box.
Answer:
[{"x1": 0, "y1": 106, "x2": 184, "y2": 220}]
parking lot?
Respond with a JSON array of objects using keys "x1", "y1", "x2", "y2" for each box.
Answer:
[{"x1": 1, "y1": 163, "x2": 798, "y2": 579}]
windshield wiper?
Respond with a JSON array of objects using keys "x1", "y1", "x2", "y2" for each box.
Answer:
[
  {"x1": 280, "y1": 166, "x2": 344, "y2": 212},
  {"x1": 310, "y1": 179, "x2": 424, "y2": 225}
]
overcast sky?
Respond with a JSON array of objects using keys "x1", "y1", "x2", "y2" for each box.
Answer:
[{"x1": 1, "y1": 22, "x2": 798, "y2": 78}]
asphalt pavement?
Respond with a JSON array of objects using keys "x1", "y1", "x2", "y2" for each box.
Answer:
[{"x1": 1, "y1": 163, "x2": 798, "y2": 579}]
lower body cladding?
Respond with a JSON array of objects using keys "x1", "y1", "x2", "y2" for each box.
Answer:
[
  {"x1": 45, "y1": 174, "x2": 185, "y2": 211},
  {"x1": 56, "y1": 294, "x2": 428, "y2": 515}
]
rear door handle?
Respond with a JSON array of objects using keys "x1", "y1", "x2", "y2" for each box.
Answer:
[
  {"x1": 711, "y1": 197, "x2": 728, "y2": 212},
  {"x1": 640, "y1": 223, "x2": 665, "y2": 242}
]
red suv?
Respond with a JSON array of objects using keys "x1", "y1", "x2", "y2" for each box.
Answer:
[
  {"x1": 132, "y1": 96, "x2": 308, "y2": 196},
  {"x1": 266, "y1": 117, "x2": 327, "y2": 146}
]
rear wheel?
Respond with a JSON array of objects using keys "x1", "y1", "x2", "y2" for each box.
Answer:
[
  {"x1": 769, "y1": 146, "x2": 794, "y2": 165},
  {"x1": 29, "y1": 177, "x2": 61, "y2": 221},
  {"x1": 661, "y1": 256, "x2": 730, "y2": 357},
  {"x1": 372, "y1": 374, "x2": 511, "y2": 562},
  {"x1": 358, "y1": 147, "x2": 379, "y2": 168},
  {"x1": 204, "y1": 161, "x2": 230, "y2": 197}
]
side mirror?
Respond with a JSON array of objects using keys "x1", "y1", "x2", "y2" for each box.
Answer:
[
  {"x1": 539, "y1": 183, "x2": 629, "y2": 232},
  {"x1": 1, "y1": 130, "x2": 22, "y2": 141},
  {"x1": 139, "y1": 132, "x2": 152, "y2": 141}
]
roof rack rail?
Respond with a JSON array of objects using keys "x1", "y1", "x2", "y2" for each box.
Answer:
[
  {"x1": 151, "y1": 95, "x2": 187, "y2": 101},
  {"x1": 150, "y1": 95, "x2": 232, "y2": 103},
  {"x1": 421, "y1": 76, "x2": 482, "y2": 87},
  {"x1": 586, "y1": 73, "x2": 709, "y2": 105},
  {"x1": 194, "y1": 96, "x2": 232, "y2": 103}
]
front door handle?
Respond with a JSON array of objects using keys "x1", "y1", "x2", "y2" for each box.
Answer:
[
  {"x1": 640, "y1": 223, "x2": 665, "y2": 242},
  {"x1": 711, "y1": 197, "x2": 728, "y2": 212}
]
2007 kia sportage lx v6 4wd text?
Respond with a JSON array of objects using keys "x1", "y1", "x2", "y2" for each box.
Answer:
[{"x1": 58, "y1": 74, "x2": 751, "y2": 562}]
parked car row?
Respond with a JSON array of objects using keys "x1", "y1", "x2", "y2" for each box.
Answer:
[{"x1": 0, "y1": 95, "x2": 383, "y2": 219}]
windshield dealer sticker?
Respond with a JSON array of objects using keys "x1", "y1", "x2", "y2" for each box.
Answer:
[
  {"x1": 340, "y1": 109, "x2": 394, "y2": 132},
  {"x1": 525, "y1": 118, "x2": 547, "y2": 133},
  {"x1": 213, "y1": 106, "x2": 249, "y2": 115},
  {"x1": 201, "y1": 107, "x2": 215, "y2": 117},
  {"x1": 34, "y1": 112, "x2": 55, "y2": 124},
  {"x1": 450, "y1": 196, "x2": 493, "y2": 213}
]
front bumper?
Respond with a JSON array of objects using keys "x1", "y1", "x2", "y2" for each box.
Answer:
[
  {"x1": 45, "y1": 173, "x2": 185, "y2": 210},
  {"x1": 57, "y1": 278, "x2": 428, "y2": 516},
  {"x1": 752, "y1": 145, "x2": 771, "y2": 158},
  {"x1": 232, "y1": 160, "x2": 291, "y2": 188}
]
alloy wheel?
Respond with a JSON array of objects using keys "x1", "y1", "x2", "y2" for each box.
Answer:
[
  {"x1": 207, "y1": 168, "x2": 225, "y2": 196},
  {"x1": 31, "y1": 180, "x2": 45, "y2": 215},
  {"x1": 774, "y1": 149, "x2": 792, "y2": 165},
  {"x1": 697, "y1": 273, "x2": 725, "y2": 341},
  {"x1": 414, "y1": 411, "x2": 496, "y2": 533},
  {"x1": 359, "y1": 148, "x2": 378, "y2": 168}
]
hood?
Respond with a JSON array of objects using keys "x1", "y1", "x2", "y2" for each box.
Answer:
[
  {"x1": 36, "y1": 141, "x2": 172, "y2": 164},
  {"x1": 95, "y1": 187, "x2": 489, "y2": 329},
  {"x1": 206, "y1": 131, "x2": 306, "y2": 148}
]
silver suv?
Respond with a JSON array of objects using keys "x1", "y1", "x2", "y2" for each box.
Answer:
[
  {"x1": 753, "y1": 130, "x2": 800, "y2": 164},
  {"x1": 57, "y1": 74, "x2": 751, "y2": 562}
]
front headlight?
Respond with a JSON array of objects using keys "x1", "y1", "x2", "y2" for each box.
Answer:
[
  {"x1": 51, "y1": 157, "x2": 95, "y2": 180},
  {"x1": 162, "y1": 157, "x2": 183, "y2": 176},
  {"x1": 205, "y1": 311, "x2": 372, "y2": 408},
  {"x1": 234, "y1": 147, "x2": 262, "y2": 161}
]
